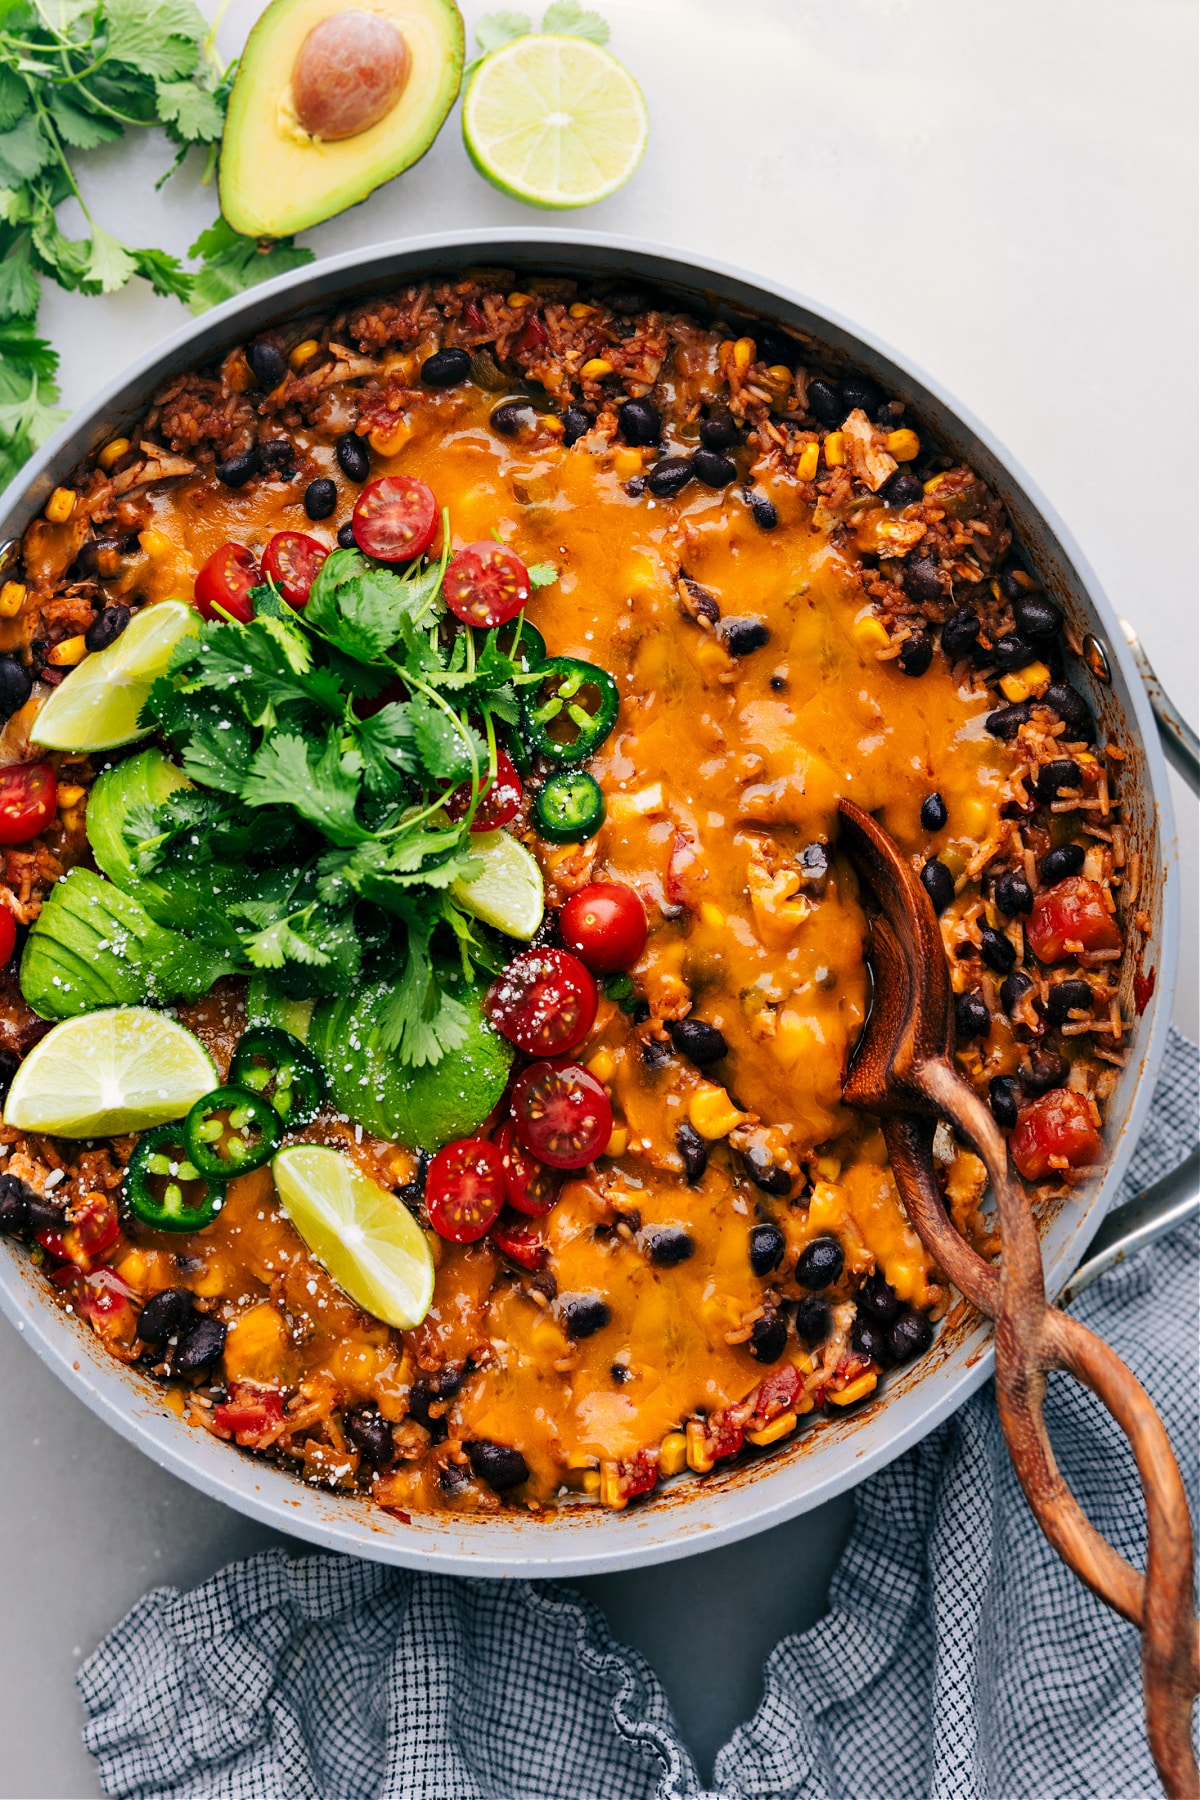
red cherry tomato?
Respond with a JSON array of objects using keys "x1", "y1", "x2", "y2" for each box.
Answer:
[
  {"x1": 53, "y1": 1265, "x2": 137, "y2": 1337},
  {"x1": 36, "y1": 1194, "x2": 120, "y2": 1271},
  {"x1": 261, "y1": 531, "x2": 328, "y2": 608},
  {"x1": 194, "y1": 542, "x2": 260, "y2": 623},
  {"x1": 443, "y1": 543, "x2": 530, "y2": 628},
  {"x1": 0, "y1": 760, "x2": 57, "y2": 846},
  {"x1": 425, "y1": 1137, "x2": 506, "y2": 1243},
  {"x1": 559, "y1": 882, "x2": 648, "y2": 974},
  {"x1": 213, "y1": 1381, "x2": 285, "y2": 1447},
  {"x1": 1026, "y1": 877, "x2": 1121, "y2": 965},
  {"x1": 510, "y1": 1061, "x2": 613, "y2": 1170},
  {"x1": 0, "y1": 907, "x2": 15, "y2": 967},
  {"x1": 490, "y1": 1211, "x2": 548, "y2": 1272},
  {"x1": 485, "y1": 949, "x2": 598, "y2": 1058},
  {"x1": 495, "y1": 1119, "x2": 562, "y2": 1216},
  {"x1": 445, "y1": 748, "x2": 523, "y2": 832},
  {"x1": 1010, "y1": 1089, "x2": 1105, "y2": 1181},
  {"x1": 352, "y1": 475, "x2": 438, "y2": 562}
]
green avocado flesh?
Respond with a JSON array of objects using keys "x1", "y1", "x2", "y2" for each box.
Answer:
[
  {"x1": 309, "y1": 979, "x2": 512, "y2": 1150},
  {"x1": 219, "y1": 0, "x2": 465, "y2": 239}
]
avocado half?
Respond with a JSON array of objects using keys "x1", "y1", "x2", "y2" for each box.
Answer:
[{"x1": 219, "y1": 0, "x2": 465, "y2": 239}]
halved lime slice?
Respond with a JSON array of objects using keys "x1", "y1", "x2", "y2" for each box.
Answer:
[
  {"x1": 462, "y1": 35, "x2": 649, "y2": 209},
  {"x1": 272, "y1": 1144, "x2": 435, "y2": 1330},
  {"x1": 4, "y1": 1006, "x2": 216, "y2": 1137},
  {"x1": 32, "y1": 599, "x2": 199, "y2": 753},
  {"x1": 451, "y1": 828, "x2": 544, "y2": 938}
]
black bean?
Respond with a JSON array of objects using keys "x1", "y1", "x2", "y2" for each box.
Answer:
[
  {"x1": 749, "y1": 494, "x2": 778, "y2": 530},
  {"x1": 0, "y1": 1048, "x2": 16, "y2": 1097},
  {"x1": 906, "y1": 558, "x2": 944, "y2": 605},
  {"x1": 799, "y1": 843, "x2": 829, "y2": 889},
  {"x1": 676, "y1": 1122, "x2": 710, "y2": 1185},
  {"x1": 645, "y1": 1226, "x2": 694, "y2": 1267},
  {"x1": 337, "y1": 522, "x2": 357, "y2": 549},
  {"x1": 610, "y1": 1362, "x2": 631, "y2": 1383},
  {"x1": 1024, "y1": 1048, "x2": 1067, "y2": 1093},
  {"x1": 898, "y1": 633, "x2": 933, "y2": 677},
  {"x1": 979, "y1": 926, "x2": 1017, "y2": 974},
  {"x1": 1001, "y1": 969, "x2": 1034, "y2": 1013},
  {"x1": 137, "y1": 1286, "x2": 194, "y2": 1345},
  {"x1": 248, "y1": 341, "x2": 288, "y2": 390},
  {"x1": 749, "y1": 1311, "x2": 789, "y2": 1364},
  {"x1": 344, "y1": 1404, "x2": 395, "y2": 1466},
  {"x1": 85, "y1": 603, "x2": 132, "y2": 655},
  {"x1": 796, "y1": 1236, "x2": 844, "y2": 1290},
  {"x1": 561, "y1": 1294, "x2": 611, "y2": 1340},
  {"x1": 25, "y1": 1193, "x2": 66, "y2": 1235},
  {"x1": 1041, "y1": 842, "x2": 1085, "y2": 883},
  {"x1": 562, "y1": 406, "x2": 589, "y2": 447},
  {"x1": 993, "y1": 633, "x2": 1035, "y2": 672},
  {"x1": 618, "y1": 398, "x2": 661, "y2": 446},
  {"x1": 921, "y1": 858, "x2": 955, "y2": 915},
  {"x1": 850, "y1": 1315, "x2": 887, "y2": 1363},
  {"x1": 75, "y1": 535, "x2": 123, "y2": 579},
  {"x1": 467, "y1": 1439, "x2": 529, "y2": 1491},
  {"x1": 335, "y1": 431, "x2": 370, "y2": 482},
  {"x1": 956, "y1": 989, "x2": 991, "y2": 1040},
  {"x1": 405, "y1": 1380, "x2": 440, "y2": 1435},
  {"x1": 839, "y1": 371, "x2": 884, "y2": 415},
  {"x1": 1046, "y1": 979, "x2": 1093, "y2": 1026},
  {"x1": 304, "y1": 478, "x2": 337, "y2": 521},
  {"x1": 1043, "y1": 682, "x2": 1094, "y2": 741},
  {"x1": 921, "y1": 792, "x2": 948, "y2": 832},
  {"x1": 1036, "y1": 759, "x2": 1083, "y2": 804},
  {"x1": 858, "y1": 1273, "x2": 900, "y2": 1324},
  {"x1": 692, "y1": 448, "x2": 737, "y2": 488},
  {"x1": 741, "y1": 1148, "x2": 791, "y2": 1197},
  {"x1": 941, "y1": 606, "x2": 981, "y2": 659},
  {"x1": 173, "y1": 1314, "x2": 226, "y2": 1375},
  {"x1": 0, "y1": 1171, "x2": 33, "y2": 1235},
  {"x1": 438, "y1": 1462, "x2": 468, "y2": 1496},
  {"x1": 421, "y1": 346, "x2": 471, "y2": 388},
  {"x1": 1013, "y1": 593, "x2": 1063, "y2": 640},
  {"x1": 985, "y1": 702, "x2": 1033, "y2": 741},
  {"x1": 646, "y1": 456, "x2": 693, "y2": 498},
  {"x1": 437, "y1": 1362, "x2": 463, "y2": 1399},
  {"x1": 259, "y1": 438, "x2": 295, "y2": 475},
  {"x1": 887, "y1": 1309, "x2": 933, "y2": 1363},
  {"x1": 720, "y1": 617, "x2": 770, "y2": 656},
  {"x1": 752, "y1": 322, "x2": 801, "y2": 369},
  {"x1": 624, "y1": 476, "x2": 646, "y2": 497},
  {"x1": 995, "y1": 871, "x2": 1033, "y2": 916},
  {"x1": 699, "y1": 415, "x2": 740, "y2": 451},
  {"x1": 641, "y1": 1034, "x2": 672, "y2": 1070},
  {"x1": 748, "y1": 1223, "x2": 786, "y2": 1275},
  {"x1": 214, "y1": 446, "x2": 261, "y2": 489},
  {"x1": 989, "y1": 1075, "x2": 1021, "y2": 1129},
  {"x1": 795, "y1": 1295, "x2": 832, "y2": 1344},
  {"x1": 806, "y1": 378, "x2": 843, "y2": 425},
  {"x1": 667, "y1": 1018, "x2": 728, "y2": 1065},
  {"x1": 999, "y1": 567, "x2": 1031, "y2": 602},
  {"x1": 881, "y1": 471, "x2": 923, "y2": 508}
]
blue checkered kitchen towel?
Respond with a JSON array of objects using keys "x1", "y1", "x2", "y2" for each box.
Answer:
[{"x1": 78, "y1": 1029, "x2": 1199, "y2": 1800}]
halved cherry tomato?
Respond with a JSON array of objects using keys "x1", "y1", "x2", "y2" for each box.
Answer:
[
  {"x1": 560, "y1": 882, "x2": 647, "y2": 974},
  {"x1": 495, "y1": 1119, "x2": 561, "y2": 1216},
  {"x1": 510, "y1": 1061, "x2": 613, "y2": 1170},
  {"x1": 261, "y1": 531, "x2": 328, "y2": 608},
  {"x1": 194, "y1": 542, "x2": 260, "y2": 623},
  {"x1": 0, "y1": 760, "x2": 56, "y2": 846},
  {"x1": 1010, "y1": 1088, "x2": 1104, "y2": 1180},
  {"x1": 352, "y1": 475, "x2": 438, "y2": 562},
  {"x1": 0, "y1": 907, "x2": 15, "y2": 967},
  {"x1": 53, "y1": 1265, "x2": 137, "y2": 1339},
  {"x1": 443, "y1": 543, "x2": 530, "y2": 628},
  {"x1": 485, "y1": 949, "x2": 598, "y2": 1057},
  {"x1": 425, "y1": 1137, "x2": 506, "y2": 1243},
  {"x1": 1026, "y1": 877, "x2": 1121, "y2": 964},
  {"x1": 213, "y1": 1381, "x2": 285, "y2": 1447},
  {"x1": 445, "y1": 748, "x2": 523, "y2": 832},
  {"x1": 490, "y1": 1211, "x2": 548, "y2": 1272},
  {"x1": 36, "y1": 1193, "x2": 121, "y2": 1271}
]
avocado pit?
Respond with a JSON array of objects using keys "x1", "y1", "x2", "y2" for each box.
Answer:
[{"x1": 292, "y1": 9, "x2": 411, "y2": 141}]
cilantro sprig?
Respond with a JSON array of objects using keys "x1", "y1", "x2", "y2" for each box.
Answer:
[{"x1": 466, "y1": 1, "x2": 610, "y2": 77}]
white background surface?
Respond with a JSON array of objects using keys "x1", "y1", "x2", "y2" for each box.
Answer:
[{"x1": 2, "y1": 1, "x2": 1196, "y2": 1792}]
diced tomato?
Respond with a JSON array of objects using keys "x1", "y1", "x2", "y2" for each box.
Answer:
[
  {"x1": 514, "y1": 314, "x2": 548, "y2": 357},
  {"x1": 560, "y1": 882, "x2": 647, "y2": 973},
  {"x1": 618, "y1": 1448, "x2": 659, "y2": 1500},
  {"x1": 495, "y1": 1119, "x2": 561, "y2": 1216},
  {"x1": 490, "y1": 1211, "x2": 548, "y2": 1272},
  {"x1": 443, "y1": 543, "x2": 530, "y2": 629},
  {"x1": 426, "y1": 1138, "x2": 506, "y2": 1243},
  {"x1": 1026, "y1": 877, "x2": 1121, "y2": 964},
  {"x1": 54, "y1": 1265, "x2": 138, "y2": 1340},
  {"x1": 705, "y1": 1415, "x2": 746, "y2": 1462},
  {"x1": 213, "y1": 1382, "x2": 285, "y2": 1447},
  {"x1": 0, "y1": 760, "x2": 57, "y2": 846},
  {"x1": 1134, "y1": 967, "x2": 1156, "y2": 1015},
  {"x1": 1010, "y1": 1088, "x2": 1104, "y2": 1180},
  {"x1": 486, "y1": 949, "x2": 598, "y2": 1057},
  {"x1": 194, "y1": 542, "x2": 259, "y2": 623},
  {"x1": 36, "y1": 1192, "x2": 119, "y2": 1270},
  {"x1": 753, "y1": 1363, "x2": 801, "y2": 1421},
  {"x1": 352, "y1": 475, "x2": 438, "y2": 562},
  {"x1": 665, "y1": 830, "x2": 702, "y2": 911},
  {"x1": 0, "y1": 907, "x2": 16, "y2": 968},
  {"x1": 464, "y1": 301, "x2": 486, "y2": 331},
  {"x1": 510, "y1": 1061, "x2": 613, "y2": 1170},
  {"x1": 444, "y1": 748, "x2": 523, "y2": 832},
  {"x1": 261, "y1": 531, "x2": 328, "y2": 608}
]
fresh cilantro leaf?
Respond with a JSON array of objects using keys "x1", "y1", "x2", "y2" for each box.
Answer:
[
  {"x1": 355, "y1": 701, "x2": 419, "y2": 797},
  {"x1": 131, "y1": 245, "x2": 192, "y2": 301},
  {"x1": 153, "y1": 79, "x2": 223, "y2": 142},
  {"x1": 476, "y1": 10, "x2": 531, "y2": 53},
  {"x1": 0, "y1": 114, "x2": 51, "y2": 185},
  {"x1": 541, "y1": 0, "x2": 609, "y2": 41},
  {"x1": 104, "y1": 0, "x2": 205, "y2": 81},
  {"x1": 0, "y1": 367, "x2": 65, "y2": 449},
  {"x1": 177, "y1": 616, "x2": 339, "y2": 725},
  {"x1": 0, "y1": 67, "x2": 27, "y2": 133},
  {"x1": 305, "y1": 548, "x2": 435, "y2": 664},
  {"x1": 142, "y1": 679, "x2": 256, "y2": 793},
  {"x1": 241, "y1": 729, "x2": 368, "y2": 847},
  {"x1": 373, "y1": 913, "x2": 473, "y2": 1064},
  {"x1": 526, "y1": 561, "x2": 558, "y2": 587},
  {"x1": 45, "y1": 91, "x2": 122, "y2": 150},
  {"x1": 0, "y1": 317, "x2": 57, "y2": 380},
  {"x1": 0, "y1": 234, "x2": 38, "y2": 318},
  {"x1": 81, "y1": 224, "x2": 136, "y2": 294},
  {"x1": 187, "y1": 214, "x2": 314, "y2": 315},
  {"x1": 240, "y1": 907, "x2": 332, "y2": 971},
  {"x1": 409, "y1": 694, "x2": 486, "y2": 786}
]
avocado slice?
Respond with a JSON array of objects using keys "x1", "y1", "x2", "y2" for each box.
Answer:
[{"x1": 219, "y1": 0, "x2": 465, "y2": 239}]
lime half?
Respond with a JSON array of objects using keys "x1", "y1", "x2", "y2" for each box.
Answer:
[
  {"x1": 32, "y1": 599, "x2": 199, "y2": 753},
  {"x1": 463, "y1": 35, "x2": 649, "y2": 209},
  {"x1": 451, "y1": 828, "x2": 544, "y2": 939},
  {"x1": 4, "y1": 1006, "x2": 216, "y2": 1136},
  {"x1": 272, "y1": 1144, "x2": 435, "y2": 1330}
]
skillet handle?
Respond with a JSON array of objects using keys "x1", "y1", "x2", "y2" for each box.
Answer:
[{"x1": 1121, "y1": 619, "x2": 1200, "y2": 795}]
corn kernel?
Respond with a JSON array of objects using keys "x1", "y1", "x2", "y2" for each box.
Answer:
[
  {"x1": 612, "y1": 447, "x2": 643, "y2": 480},
  {"x1": 923, "y1": 473, "x2": 945, "y2": 494},
  {"x1": 581, "y1": 1468, "x2": 601, "y2": 1494},
  {"x1": 734, "y1": 336, "x2": 755, "y2": 372},
  {"x1": 768, "y1": 363, "x2": 793, "y2": 387},
  {"x1": 191, "y1": 1257, "x2": 230, "y2": 1298},
  {"x1": 815, "y1": 1153, "x2": 841, "y2": 1181},
  {"x1": 688, "y1": 1084, "x2": 750, "y2": 1140},
  {"x1": 97, "y1": 437, "x2": 131, "y2": 472},
  {"x1": 823, "y1": 431, "x2": 846, "y2": 467},
  {"x1": 829, "y1": 1371, "x2": 879, "y2": 1407},
  {"x1": 369, "y1": 421, "x2": 411, "y2": 457},
  {"x1": 699, "y1": 902, "x2": 726, "y2": 930},
  {"x1": 569, "y1": 302, "x2": 597, "y2": 319},
  {"x1": 587, "y1": 1048, "x2": 616, "y2": 1084},
  {"x1": 796, "y1": 440, "x2": 820, "y2": 482},
  {"x1": 747, "y1": 1411, "x2": 798, "y2": 1448},
  {"x1": 289, "y1": 338, "x2": 320, "y2": 370},
  {"x1": 45, "y1": 487, "x2": 76, "y2": 524},
  {"x1": 532, "y1": 1317, "x2": 568, "y2": 1357},
  {"x1": 599, "y1": 1461, "x2": 625, "y2": 1509},
  {"x1": 685, "y1": 1419, "x2": 714, "y2": 1473},
  {"x1": 580, "y1": 357, "x2": 614, "y2": 379},
  {"x1": 47, "y1": 634, "x2": 87, "y2": 667},
  {"x1": 507, "y1": 291, "x2": 535, "y2": 307},
  {"x1": 0, "y1": 580, "x2": 26, "y2": 618},
  {"x1": 56, "y1": 783, "x2": 86, "y2": 808},
  {"x1": 999, "y1": 660, "x2": 1051, "y2": 704},
  {"x1": 604, "y1": 1125, "x2": 629, "y2": 1160},
  {"x1": 959, "y1": 796, "x2": 991, "y2": 837},
  {"x1": 224, "y1": 1302, "x2": 290, "y2": 1383},
  {"x1": 115, "y1": 1249, "x2": 147, "y2": 1290},
  {"x1": 138, "y1": 528, "x2": 171, "y2": 560},
  {"x1": 566, "y1": 1451, "x2": 599, "y2": 1469},
  {"x1": 854, "y1": 614, "x2": 891, "y2": 654},
  {"x1": 886, "y1": 428, "x2": 920, "y2": 461},
  {"x1": 659, "y1": 1431, "x2": 688, "y2": 1477}
]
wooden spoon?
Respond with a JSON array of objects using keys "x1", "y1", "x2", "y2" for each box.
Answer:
[{"x1": 837, "y1": 797, "x2": 1199, "y2": 1799}]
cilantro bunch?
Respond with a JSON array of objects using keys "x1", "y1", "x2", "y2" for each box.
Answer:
[
  {"x1": 466, "y1": 0, "x2": 611, "y2": 74},
  {"x1": 131, "y1": 540, "x2": 549, "y2": 1069}
]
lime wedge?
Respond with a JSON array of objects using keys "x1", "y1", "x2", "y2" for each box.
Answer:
[
  {"x1": 272, "y1": 1144, "x2": 435, "y2": 1330},
  {"x1": 451, "y1": 828, "x2": 544, "y2": 939},
  {"x1": 32, "y1": 600, "x2": 199, "y2": 753},
  {"x1": 462, "y1": 35, "x2": 649, "y2": 209},
  {"x1": 4, "y1": 1006, "x2": 216, "y2": 1137}
]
